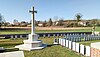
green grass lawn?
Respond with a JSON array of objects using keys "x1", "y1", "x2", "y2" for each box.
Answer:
[
  {"x1": 0, "y1": 29, "x2": 92, "y2": 34},
  {"x1": 0, "y1": 30, "x2": 31, "y2": 34},
  {"x1": 95, "y1": 27, "x2": 100, "y2": 32},
  {"x1": 1, "y1": 27, "x2": 100, "y2": 34},
  {"x1": 79, "y1": 40, "x2": 100, "y2": 46},
  {"x1": 0, "y1": 37, "x2": 82, "y2": 57}
]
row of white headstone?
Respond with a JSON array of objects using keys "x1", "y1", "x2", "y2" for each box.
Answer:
[
  {"x1": 84, "y1": 35, "x2": 100, "y2": 41},
  {"x1": 42, "y1": 34, "x2": 86, "y2": 38},
  {"x1": 43, "y1": 34, "x2": 66, "y2": 38},
  {"x1": 64, "y1": 34, "x2": 87, "y2": 42},
  {"x1": 64, "y1": 34, "x2": 100, "y2": 42},
  {"x1": 65, "y1": 37, "x2": 82, "y2": 42},
  {"x1": 58, "y1": 38, "x2": 90, "y2": 57},
  {"x1": 10, "y1": 35, "x2": 28, "y2": 38}
]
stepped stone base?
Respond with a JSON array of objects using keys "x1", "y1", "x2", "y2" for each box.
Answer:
[
  {"x1": 15, "y1": 34, "x2": 47, "y2": 51},
  {"x1": 15, "y1": 40, "x2": 47, "y2": 51}
]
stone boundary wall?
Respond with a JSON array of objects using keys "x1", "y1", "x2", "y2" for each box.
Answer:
[{"x1": 90, "y1": 47, "x2": 100, "y2": 57}]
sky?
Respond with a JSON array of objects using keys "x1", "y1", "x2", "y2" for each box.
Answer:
[{"x1": 0, "y1": 0, "x2": 100, "y2": 23}]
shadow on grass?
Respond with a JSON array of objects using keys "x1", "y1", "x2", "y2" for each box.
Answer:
[
  {"x1": 0, "y1": 43, "x2": 22, "y2": 53},
  {"x1": 5, "y1": 48, "x2": 19, "y2": 52},
  {"x1": 0, "y1": 48, "x2": 19, "y2": 53},
  {"x1": 47, "y1": 44, "x2": 58, "y2": 47}
]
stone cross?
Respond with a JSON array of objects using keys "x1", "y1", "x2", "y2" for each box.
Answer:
[{"x1": 29, "y1": 7, "x2": 37, "y2": 34}]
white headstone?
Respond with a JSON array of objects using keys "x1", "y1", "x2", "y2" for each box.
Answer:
[
  {"x1": 66, "y1": 40, "x2": 68, "y2": 47},
  {"x1": 61, "y1": 34, "x2": 63, "y2": 36},
  {"x1": 61, "y1": 39, "x2": 63, "y2": 45},
  {"x1": 59, "y1": 38, "x2": 61, "y2": 44},
  {"x1": 0, "y1": 47, "x2": 5, "y2": 51},
  {"x1": 80, "y1": 44, "x2": 85, "y2": 55},
  {"x1": 43, "y1": 34, "x2": 46, "y2": 38},
  {"x1": 69, "y1": 41, "x2": 72, "y2": 49},
  {"x1": 57, "y1": 34, "x2": 59, "y2": 37},
  {"x1": 63, "y1": 34, "x2": 65, "y2": 37},
  {"x1": 62, "y1": 39, "x2": 66, "y2": 46},
  {"x1": 53, "y1": 34, "x2": 55, "y2": 37},
  {"x1": 76, "y1": 43, "x2": 80, "y2": 53},
  {"x1": 54, "y1": 38, "x2": 58, "y2": 44},
  {"x1": 48, "y1": 34, "x2": 50, "y2": 38},
  {"x1": 20, "y1": 35, "x2": 23, "y2": 38},
  {"x1": 85, "y1": 46, "x2": 90, "y2": 57},
  {"x1": 72, "y1": 42, "x2": 76, "y2": 51},
  {"x1": 15, "y1": 35, "x2": 17, "y2": 38},
  {"x1": 11, "y1": 35, "x2": 13, "y2": 38}
]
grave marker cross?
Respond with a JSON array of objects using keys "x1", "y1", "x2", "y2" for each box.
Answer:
[{"x1": 29, "y1": 7, "x2": 37, "y2": 34}]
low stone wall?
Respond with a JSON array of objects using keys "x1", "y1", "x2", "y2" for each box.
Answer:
[
  {"x1": 91, "y1": 47, "x2": 100, "y2": 57},
  {"x1": 91, "y1": 42, "x2": 100, "y2": 57}
]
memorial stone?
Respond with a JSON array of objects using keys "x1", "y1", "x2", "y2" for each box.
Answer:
[
  {"x1": 72, "y1": 42, "x2": 76, "y2": 51},
  {"x1": 53, "y1": 34, "x2": 55, "y2": 37},
  {"x1": 85, "y1": 46, "x2": 90, "y2": 57},
  {"x1": 15, "y1": 7, "x2": 47, "y2": 51},
  {"x1": 76, "y1": 43, "x2": 80, "y2": 53},
  {"x1": 62, "y1": 39, "x2": 66, "y2": 46},
  {"x1": 80, "y1": 44, "x2": 85, "y2": 55},
  {"x1": 48, "y1": 34, "x2": 50, "y2": 38},
  {"x1": 66, "y1": 40, "x2": 69, "y2": 47},
  {"x1": 43, "y1": 34, "x2": 46, "y2": 38},
  {"x1": 69, "y1": 41, "x2": 72, "y2": 49}
]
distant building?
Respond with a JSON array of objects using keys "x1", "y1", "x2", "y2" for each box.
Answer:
[
  {"x1": 20, "y1": 21, "x2": 28, "y2": 27},
  {"x1": 38, "y1": 22, "x2": 45, "y2": 27},
  {"x1": 78, "y1": 22, "x2": 87, "y2": 26},
  {"x1": 13, "y1": 22, "x2": 20, "y2": 26}
]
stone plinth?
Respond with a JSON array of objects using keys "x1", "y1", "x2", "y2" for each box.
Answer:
[
  {"x1": 23, "y1": 40, "x2": 42, "y2": 48},
  {"x1": 15, "y1": 34, "x2": 47, "y2": 51}
]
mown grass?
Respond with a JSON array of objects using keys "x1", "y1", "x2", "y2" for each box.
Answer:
[
  {"x1": 24, "y1": 45, "x2": 81, "y2": 57},
  {"x1": 0, "y1": 37, "x2": 82, "y2": 57},
  {"x1": 95, "y1": 27, "x2": 100, "y2": 32},
  {"x1": 1, "y1": 27, "x2": 100, "y2": 34},
  {"x1": 0, "y1": 30, "x2": 31, "y2": 34},
  {"x1": 0, "y1": 38, "x2": 23, "y2": 48},
  {"x1": 79, "y1": 40, "x2": 100, "y2": 46},
  {"x1": 0, "y1": 29, "x2": 91, "y2": 34}
]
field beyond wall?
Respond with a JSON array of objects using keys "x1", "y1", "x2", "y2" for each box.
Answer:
[{"x1": 0, "y1": 27, "x2": 94, "y2": 34}]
